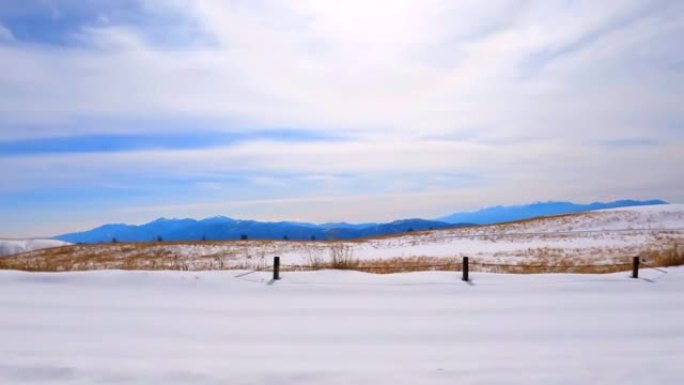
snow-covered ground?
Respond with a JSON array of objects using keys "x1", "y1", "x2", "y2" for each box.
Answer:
[
  {"x1": 1, "y1": 268, "x2": 683, "y2": 384},
  {"x1": 150, "y1": 203, "x2": 684, "y2": 266},
  {"x1": 0, "y1": 238, "x2": 69, "y2": 256},
  {"x1": 340, "y1": 203, "x2": 684, "y2": 264}
]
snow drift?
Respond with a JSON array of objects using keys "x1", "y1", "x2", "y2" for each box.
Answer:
[{"x1": 0, "y1": 238, "x2": 69, "y2": 256}]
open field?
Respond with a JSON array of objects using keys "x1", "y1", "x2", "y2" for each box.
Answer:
[
  {"x1": 1, "y1": 267, "x2": 683, "y2": 384},
  {"x1": 1, "y1": 204, "x2": 683, "y2": 273}
]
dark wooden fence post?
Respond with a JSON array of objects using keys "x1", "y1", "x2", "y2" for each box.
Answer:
[
  {"x1": 462, "y1": 256, "x2": 469, "y2": 281},
  {"x1": 273, "y1": 256, "x2": 281, "y2": 280},
  {"x1": 631, "y1": 256, "x2": 639, "y2": 279}
]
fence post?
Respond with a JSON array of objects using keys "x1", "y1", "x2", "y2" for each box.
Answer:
[
  {"x1": 631, "y1": 256, "x2": 639, "y2": 279},
  {"x1": 462, "y1": 256, "x2": 469, "y2": 282},
  {"x1": 273, "y1": 256, "x2": 281, "y2": 280}
]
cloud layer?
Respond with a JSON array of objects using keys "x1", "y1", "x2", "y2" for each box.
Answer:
[{"x1": 0, "y1": 0, "x2": 683, "y2": 236}]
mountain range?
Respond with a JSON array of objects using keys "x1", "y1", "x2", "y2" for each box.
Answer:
[
  {"x1": 55, "y1": 199, "x2": 667, "y2": 243},
  {"x1": 437, "y1": 199, "x2": 667, "y2": 224},
  {"x1": 56, "y1": 217, "x2": 458, "y2": 243}
]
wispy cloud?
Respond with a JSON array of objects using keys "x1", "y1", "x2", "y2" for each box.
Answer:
[
  {"x1": 0, "y1": 22, "x2": 14, "y2": 41},
  {"x1": 0, "y1": 129, "x2": 341, "y2": 156},
  {"x1": 598, "y1": 138, "x2": 659, "y2": 147}
]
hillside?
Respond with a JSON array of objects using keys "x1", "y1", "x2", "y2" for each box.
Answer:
[{"x1": 3, "y1": 204, "x2": 682, "y2": 272}]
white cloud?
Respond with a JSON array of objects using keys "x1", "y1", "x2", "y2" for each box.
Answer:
[{"x1": 1, "y1": 0, "x2": 681, "y2": 141}]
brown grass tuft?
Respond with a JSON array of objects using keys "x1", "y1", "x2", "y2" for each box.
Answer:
[{"x1": 645, "y1": 244, "x2": 684, "y2": 267}]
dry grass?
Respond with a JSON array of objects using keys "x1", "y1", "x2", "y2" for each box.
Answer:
[
  {"x1": 278, "y1": 254, "x2": 649, "y2": 275},
  {"x1": 356, "y1": 256, "x2": 461, "y2": 274},
  {"x1": 0, "y1": 242, "x2": 238, "y2": 272},
  {"x1": 2, "y1": 237, "x2": 683, "y2": 275},
  {"x1": 469, "y1": 261, "x2": 633, "y2": 274},
  {"x1": 294, "y1": 242, "x2": 360, "y2": 270},
  {"x1": 645, "y1": 244, "x2": 684, "y2": 267}
]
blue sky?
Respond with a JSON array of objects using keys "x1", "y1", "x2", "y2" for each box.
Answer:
[{"x1": 0, "y1": 0, "x2": 683, "y2": 237}]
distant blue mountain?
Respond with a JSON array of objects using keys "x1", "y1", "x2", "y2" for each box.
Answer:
[
  {"x1": 437, "y1": 199, "x2": 667, "y2": 225},
  {"x1": 55, "y1": 199, "x2": 667, "y2": 243},
  {"x1": 319, "y1": 222, "x2": 379, "y2": 230},
  {"x1": 55, "y1": 217, "x2": 458, "y2": 243}
]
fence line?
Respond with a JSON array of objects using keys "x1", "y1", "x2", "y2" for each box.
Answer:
[
  {"x1": 469, "y1": 261, "x2": 633, "y2": 268},
  {"x1": 264, "y1": 254, "x2": 650, "y2": 281},
  {"x1": 276, "y1": 256, "x2": 639, "y2": 269}
]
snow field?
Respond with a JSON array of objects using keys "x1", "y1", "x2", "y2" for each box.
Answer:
[{"x1": 1, "y1": 267, "x2": 683, "y2": 384}]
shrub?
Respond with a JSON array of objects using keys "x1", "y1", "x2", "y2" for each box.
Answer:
[{"x1": 329, "y1": 243, "x2": 359, "y2": 270}]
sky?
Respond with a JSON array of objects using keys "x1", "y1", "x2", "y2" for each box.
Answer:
[{"x1": 0, "y1": 0, "x2": 683, "y2": 237}]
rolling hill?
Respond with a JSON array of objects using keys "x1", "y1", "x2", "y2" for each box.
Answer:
[{"x1": 5, "y1": 203, "x2": 682, "y2": 272}]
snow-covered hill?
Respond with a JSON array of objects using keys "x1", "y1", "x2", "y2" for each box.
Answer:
[
  {"x1": 2, "y1": 204, "x2": 683, "y2": 271},
  {"x1": 0, "y1": 239, "x2": 69, "y2": 256},
  {"x1": 344, "y1": 203, "x2": 684, "y2": 264}
]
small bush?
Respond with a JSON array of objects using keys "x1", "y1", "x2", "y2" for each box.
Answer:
[{"x1": 329, "y1": 243, "x2": 359, "y2": 270}]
